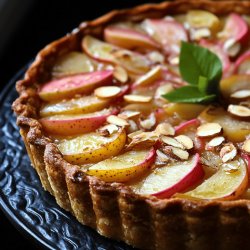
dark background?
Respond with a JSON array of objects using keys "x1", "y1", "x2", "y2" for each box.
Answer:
[{"x1": 0, "y1": 0, "x2": 161, "y2": 249}]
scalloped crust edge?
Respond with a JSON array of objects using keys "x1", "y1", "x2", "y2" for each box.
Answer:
[{"x1": 12, "y1": 1, "x2": 250, "y2": 249}]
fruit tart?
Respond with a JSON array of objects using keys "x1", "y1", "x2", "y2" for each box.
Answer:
[{"x1": 13, "y1": 1, "x2": 250, "y2": 249}]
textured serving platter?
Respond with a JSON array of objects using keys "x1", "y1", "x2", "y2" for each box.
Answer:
[{"x1": 0, "y1": 65, "x2": 134, "y2": 250}]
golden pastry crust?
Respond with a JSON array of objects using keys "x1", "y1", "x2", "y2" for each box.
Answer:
[{"x1": 12, "y1": 1, "x2": 250, "y2": 249}]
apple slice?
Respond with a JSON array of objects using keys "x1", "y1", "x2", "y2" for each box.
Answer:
[
  {"x1": 87, "y1": 148, "x2": 155, "y2": 182},
  {"x1": 234, "y1": 50, "x2": 250, "y2": 74},
  {"x1": 39, "y1": 70, "x2": 113, "y2": 101},
  {"x1": 218, "y1": 13, "x2": 249, "y2": 44},
  {"x1": 199, "y1": 106, "x2": 250, "y2": 142},
  {"x1": 175, "y1": 119, "x2": 201, "y2": 134},
  {"x1": 141, "y1": 19, "x2": 188, "y2": 55},
  {"x1": 40, "y1": 95, "x2": 109, "y2": 117},
  {"x1": 104, "y1": 26, "x2": 160, "y2": 49},
  {"x1": 40, "y1": 108, "x2": 118, "y2": 135},
  {"x1": 131, "y1": 154, "x2": 204, "y2": 198},
  {"x1": 82, "y1": 35, "x2": 151, "y2": 74},
  {"x1": 57, "y1": 128, "x2": 126, "y2": 164},
  {"x1": 51, "y1": 51, "x2": 96, "y2": 78},
  {"x1": 182, "y1": 157, "x2": 248, "y2": 200}
]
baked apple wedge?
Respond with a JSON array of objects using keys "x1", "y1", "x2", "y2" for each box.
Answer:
[
  {"x1": 131, "y1": 154, "x2": 204, "y2": 198},
  {"x1": 104, "y1": 26, "x2": 160, "y2": 49},
  {"x1": 87, "y1": 148, "x2": 155, "y2": 182},
  {"x1": 57, "y1": 127, "x2": 126, "y2": 164},
  {"x1": 40, "y1": 95, "x2": 109, "y2": 117},
  {"x1": 40, "y1": 108, "x2": 118, "y2": 135},
  {"x1": 182, "y1": 157, "x2": 248, "y2": 200},
  {"x1": 39, "y1": 70, "x2": 113, "y2": 101}
]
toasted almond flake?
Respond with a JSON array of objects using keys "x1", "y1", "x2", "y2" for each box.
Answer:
[
  {"x1": 107, "y1": 115, "x2": 129, "y2": 127},
  {"x1": 169, "y1": 56, "x2": 179, "y2": 65},
  {"x1": 175, "y1": 135, "x2": 194, "y2": 150},
  {"x1": 154, "y1": 84, "x2": 174, "y2": 100},
  {"x1": 228, "y1": 104, "x2": 250, "y2": 117},
  {"x1": 222, "y1": 161, "x2": 240, "y2": 174},
  {"x1": 134, "y1": 65, "x2": 162, "y2": 87},
  {"x1": 147, "y1": 51, "x2": 165, "y2": 64},
  {"x1": 97, "y1": 124, "x2": 119, "y2": 136},
  {"x1": 118, "y1": 110, "x2": 140, "y2": 119},
  {"x1": 191, "y1": 28, "x2": 211, "y2": 41},
  {"x1": 230, "y1": 89, "x2": 250, "y2": 99},
  {"x1": 113, "y1": 66, "x2": 128, "y2": 83},
  {"x1": 197, "y1": 123, "x2": 222, "y2": 137},
  {"x1": 156, "y1": 149, "x2": 170, "y2": 162},
  {"x1": 124, "y1": 95, "x2": 152, "y2": 103},
  {"x1": 128, "y1": 130, "x2": 144, "y2": 139},
  {"x1": 220, "y1": 143, "x2": 237, "y2": 163},
  {"x1": 155, "y1": 123, "x2": 175, "y2": 136},
  {"x1": 223, "y1": 38, "x2": 241, "y2": 57},
  {"x1": 206, "y1": 136, "x2": 225, "y2": 148},
  {"x1": 161, "y1": 136, "x2": 184, "y2": 149},
  {"x1": 127, "y1": 119, "x2": 138, "y2": 134},
  {"x1": 94, "y1": 86, "x2": 121, "y2": 98},
  {"x1": 140, "y1": 113, "x2": 156, "y2": 130},
  {"x1": 171, "y1": 147, "x2": 189, "y2": 160},
  {"x1": 242, "y1": 139, "x2": 250, "y2": 153}
]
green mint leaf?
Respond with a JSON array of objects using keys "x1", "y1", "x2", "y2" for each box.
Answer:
[
  {"x1": 179, "y1": 42, "x2": 222, "y2": 86},
  {"x1": 198, "y1": 76, "x2": 208, "y2": 94},
  {"x1": 163, "y1": 85, "x2": 216, "y2": 104}
]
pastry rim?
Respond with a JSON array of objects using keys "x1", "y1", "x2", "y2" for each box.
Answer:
[{"x1": 12, "y1": 1, "x2": 250, "y2": 249}]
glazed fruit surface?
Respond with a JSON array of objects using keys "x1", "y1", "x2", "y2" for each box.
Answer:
[{"x1": 38, "y1": 9, "x2": 250, "y2": 201}]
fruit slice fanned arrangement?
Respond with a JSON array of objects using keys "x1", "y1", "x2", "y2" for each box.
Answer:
[{"x1": 36, "y1": 8, "x2": 250, "y2": 202}]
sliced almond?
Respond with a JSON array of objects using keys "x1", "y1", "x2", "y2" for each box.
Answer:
[
  {"x1": 161, "y1": 136, "x2": 184, "y2": 149},
  {"x1": 191, "y1": 28, "x2": 211, "y2": 41},
  {"x1": 113, "y1": 66, "x2": 128, "y2": 83},
  {"x1": 228, "y1": 104, "x2": 250, "y2": 117},
  {"x1": 140, "y1": 113, "x2": 156, "y2": 130},
  {"x1": 134, "y1": 65, "x2": 162, "y2": 87},
  {"x1": 124, "y1": 95, "x2": 152, "y2": 103},
  {"x1": 97, "y1": 124, "x2": 119, "y2": 136},
  {"x1": 171, "y1": 147, "x2": 189, "y2": 160},
  {"x1": 169, "y1": 56, "x2": 179, "y2": 65},
  {"x1": 197, "y1": 123, "x2": 222, "y2": 137},
  {"x1": 175, "y1": 135, "x2": 194, "y2": 150},
  {"x1": 154, "y1": 84, "x2": 174, "y2": 100},
  {"x1": 220, "y1": 143, "x2": 237, "y2": 163},
  {"x1": 118, "y1": 110, "x2": 140, "y2": 119},
  {"x1": 147, "y1": 51, "x2": 165, "y2": 64},
  {"x1": 94, "y1": 86, "x2": 121, "y2": 99},
  {"x1": 107, "y1": 115, "x2": 129, "y2": 127},
  {"x1": 231, "y1": 89, "x2": 250, "y2": 99},
  {"x1": 127, "y1": 119, "x2": 138, "y2": 134},
  {"x1": 242, "y1": 139, "x2": 250, "y2": 154},
  {"x1": 206, "y1": 136, "x2": 225, "y2": 148},
  {"x1": 155, "y1": 123, "x2": 175, "y2": 136},
  {"x1": 222, "y1": 161, "x2": 240, "y2": 174},
  {"x1": 128, "y1": 130, "x2": 144, "y2": 139},
  {"x1": 156, "y1": 149, "x2": 170, "y2": 163},
  {"x1": 223, "y1": 38, "x2": 241, "y2": 57}
]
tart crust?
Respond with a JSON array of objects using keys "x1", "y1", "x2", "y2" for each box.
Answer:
[{"x1": 13, "y1": 1, "x2": 250, "y2": 249}]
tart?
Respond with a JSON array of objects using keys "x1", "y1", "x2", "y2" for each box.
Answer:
[{"x1": 12, "y1": 1, "x2": 250, "y2": 249}]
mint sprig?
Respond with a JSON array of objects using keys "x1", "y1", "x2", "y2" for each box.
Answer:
[{"x1": 163, "y1": 42, "x2": 222, "y2": 104}]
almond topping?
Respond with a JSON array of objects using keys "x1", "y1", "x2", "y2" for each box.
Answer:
[
  {"x1": 147, "y1": 51, "x2": 165, "y2": 64},
  {"x1": 197, "y1": 123, "x2": 222, "y2": 137},
  {"x1": 223, "y1": 38, "x2": 241, "y2": 57},
  {"x1": 242, "y1": 139, "x2": 250, "y2": 154},
  {"x1": 94, "y1": 86, "x2": 121, "y2": 99},
  {"x1": 222, "y1": 161, "x2": 240, "y2": 174},
  {"x1": 231, "y1": 89, "x2": 250, "y2": 99},
  {"x1": 140, "y1": 113, "x2": 156, "y2": 130},
  {"x1": 107, "y1": 115, "x2": 129, "y2": 127},
  {"x1": 134, "y1": 65, "x2": 162, "y2": 87},
  {"x1": 228, "y1": 104, "x2": 250, "y2": 117},
  {"x1": 97, "y1": 124, "x2": 119, "y2": 136},
  {"x1": 113, "y1": 66, "x2": 128, "y2": 83},
  {"x1": 191, "y1": 28, "x2": 211, "y2": 41},
  {"x1": 124, "y1": 95, "x2": 152, "y2": 103},
  {"x1": 154, "y1": 84, "x2": 174, "y2": 100},
  {"x1": 156, "y1": 149, "x2": 170, "y2": 163},
  {"x1": 127, "y1": 119, "x2": 138, "y2": 134},
  {"x1": 128, "y1": 130, "x2": 144, "y2": 139},
  {"x1": 175, "y1": 135, "x2": 194, "y2": 150},
  {"x1": 220, "y1": 143, "x2": 237, "y2": 163},
  {"x1": 155, "y1": 123, "x2": 175, "y2": 136},
  {"x1": 118, "y1": 110, "x2": 141, "y2": 119},
  {"x1": 206, "y1": 136, "x2": 225, "y2": 148},
  {"x1": 171, "y1": 147, "x2": 189, "y2": 160},
  {"x1": 161, "y1": 136, "x2": 184, "y2": 149}
]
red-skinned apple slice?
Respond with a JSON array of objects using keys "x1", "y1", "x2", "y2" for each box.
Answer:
[
  {"x1": 40, "y1": 108, "x2": 118, "y2": 135},
  {"x1": 175, "y1": 119, "x2": 201, "y2": 134},
  {"x1": 234, "y1": 50, "x2": 250, "y2": 74},
  {"x1": 39, "y1": 70, "x2": 113, "y2": 101},
  {"x1": 219, "y1": 13, "x2": 249, "y2": 44},
  {"x1": 181, "y1": 157, "x2": 248, "y2": 200},
  {"x1": 82, "y1": 35, "x2": 151, "y2": 74},
  {"x1": 199, "y1": 39, "x2": 231, "y2": 75},
  {"x1": 87, "y1": 148, "x2": 156, "y2": 182},
  {"x1": 104, "y1": 26, "x2": 160, "y2": 49},
  {"x1": 131, "y1": 153, "x2": 204, "y2": 198},
  {"x1": 142, "y1": 19, "x2": 188, "y2": 55}
]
